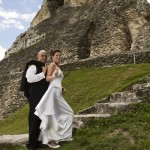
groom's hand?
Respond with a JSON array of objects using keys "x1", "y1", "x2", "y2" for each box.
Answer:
[{"x1": 42, "y1": 66, "x2": 47, "y2": 75}]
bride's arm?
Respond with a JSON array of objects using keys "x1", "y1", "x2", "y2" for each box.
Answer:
[{"x1": 46, "y1": 63, "x2": 57, "y2": 82}]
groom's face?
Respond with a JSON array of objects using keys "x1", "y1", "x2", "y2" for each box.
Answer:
[{"x1": 38, "y1": 52, "x2": 47, "y2": 63}]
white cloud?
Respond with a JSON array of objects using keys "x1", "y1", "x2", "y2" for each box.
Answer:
[
  {"x1": 0, "y1": 22, "x2": 9, "y2": 30},
  {"x1": 147, "y1": 0, "x2": 150, "y2": 4},
  {"x1": 38, "y1": 5, "x2": 41, "y2": 9},
  {"x1": 20, "y1": 12, "x2": 36, "y2": 22},
  {"x1": 2, "y1": 19, "x2": 16, "y2": 24},
  {"x1": 0, "y1": 18, "x2": 25, "y2": 30},
  {"x1": 0, "y1": 8, "x2": 19, "y2": 19},
  {"x1": 15, "y1": 22, "x2": 25, "y2": 30},
  {"x1": 0, "y1": 0, "x2": 2, "y2": 5},
  {"x1": 0, "y1": 7, "x2": 36, "y2": 31},
  {"x1": 0, "y1": 45, "x2": 6, "y2": 61}
]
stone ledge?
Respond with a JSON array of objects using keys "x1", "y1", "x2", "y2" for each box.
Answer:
[
  {"x1": 74, "y1": 114, "x2": 111, "y2": 128},
  {"x1": 74, "y1": 114, "x2": 111, "y2": 118},
  {"x1": 0, "y1": 134, "x2": 28, "y2": 145}
]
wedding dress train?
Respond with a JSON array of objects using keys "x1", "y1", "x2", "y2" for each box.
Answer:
[{"x1": 35, "y1": 68, "x2": 74, "y2": 144}]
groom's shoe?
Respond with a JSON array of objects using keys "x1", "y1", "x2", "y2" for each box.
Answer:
[
  {"x1": 27, "y1": 147, "x2": 36, "y2": 150},
  {"x1": 26, "y1": 144, "x2": 36, "y2": 150},
  {"x1": 37, "y1": 141, "x2": 49, "y2": 148},
  {"x1": 37, "y1": 144, "x2": 49, "y2": 148}
]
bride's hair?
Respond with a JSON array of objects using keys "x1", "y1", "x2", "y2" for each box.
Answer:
[{"x1": 50, "y1": 50, "x2": 61, "y2": 57}]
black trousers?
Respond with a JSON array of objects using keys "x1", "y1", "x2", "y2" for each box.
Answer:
[{"x1": 27, "y1": 95, "x2": 41, "y2": 149}]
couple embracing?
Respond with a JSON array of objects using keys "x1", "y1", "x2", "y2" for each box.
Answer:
[{"x1": 20, "y1": 50, "x2": 74, "y2": 150}]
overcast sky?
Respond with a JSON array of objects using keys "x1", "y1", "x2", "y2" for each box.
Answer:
[{"x1": 0, "y1": 0, "x2": 43, "y2": 61}]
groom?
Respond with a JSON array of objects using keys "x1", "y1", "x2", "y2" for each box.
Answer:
[{"x1": 20, "y1": 50, "x2": 49, "y2": 150}]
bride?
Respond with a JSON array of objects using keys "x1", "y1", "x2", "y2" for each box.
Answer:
[{"x1": 35, "y1": 50, "x2": 74, "y2": 148}]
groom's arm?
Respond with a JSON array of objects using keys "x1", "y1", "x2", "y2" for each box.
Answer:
[{"x1": 26, "y1": 65, "x2": 45, "y2": 83}]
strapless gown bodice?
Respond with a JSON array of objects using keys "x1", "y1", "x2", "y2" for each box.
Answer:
[{"x1": 50, "y1": 68, "x2": 64, "y2": 91}]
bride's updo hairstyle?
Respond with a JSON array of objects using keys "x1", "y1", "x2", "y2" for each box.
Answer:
[{"x1": 50, "y1": 50, "x2": 61, "y2": 58}]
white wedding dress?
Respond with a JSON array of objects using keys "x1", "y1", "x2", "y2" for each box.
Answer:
[{"x1": 34, "y1": 67, "x2": 74, "y2": 144}]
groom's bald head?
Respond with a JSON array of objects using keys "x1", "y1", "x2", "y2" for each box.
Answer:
[{"x1": 37, "y1": 50, "x2": 47, "y2": 63}]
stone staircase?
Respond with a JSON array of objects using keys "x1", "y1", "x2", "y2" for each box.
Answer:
[{"x1": 74, "y1": 78, "x2": 150, "y2": 128}]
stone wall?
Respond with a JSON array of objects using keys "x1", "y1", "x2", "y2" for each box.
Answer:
[
  {"x1": 5, "y1": 28, "x2": 46, "y2": 58},
  {"x1": 61, "y1": 50, "x2": 150, "y2": 71}
]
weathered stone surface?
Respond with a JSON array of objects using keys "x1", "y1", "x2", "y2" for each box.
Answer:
[
  {"x1": 74, "y1": 114, "x2": 110, "y2": 128},
  {"x1": 31, "y1": 0, "x2": 51, "y2": 27},
  {"x1": 31, "y1": 0, "x2": 64, "y2": 27},
  {"x1": 5, "y1": 28, "x2": 46, "y2": 58},
  {"x1": 0, "y1": 134, "x2": 28, "y2": 145},
  {"x1": 0, "y1": 72, "x2": 26, "y2": 119}
]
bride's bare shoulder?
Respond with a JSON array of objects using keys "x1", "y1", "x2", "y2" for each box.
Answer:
[{"x1": 49, "y1": 62, "x2": 56, "y2": 66}]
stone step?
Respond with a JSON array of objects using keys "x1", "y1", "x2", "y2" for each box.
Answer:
[
  {"x1": 95, "y1": 102, "x2": 136, "y2": 114},
  {"x1": 78, "y1": 100, "x2": 142, "y2": 115},
  {"x1": 74, "y1": 114, "x2": 111, "y2": 118},
  {"x1": 74, "y1": 114, "x2": 110, "y2": 128},
  {"x1": 78, "y1": 105, "x2": 96, "y2": 114},
  {"x1": 132, "y1": 83, "x2": 150, "y2": 91},
  {"x1": 107, "y1": 91, "x2": 140, "y2": 103},
  {"x1": 132, "y1": 83, "x2": 150, "y2": 97}
]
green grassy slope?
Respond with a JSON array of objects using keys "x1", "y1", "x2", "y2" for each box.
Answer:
[{"x1": 0, "y1": 64, "x2": 150, "y2": 149}]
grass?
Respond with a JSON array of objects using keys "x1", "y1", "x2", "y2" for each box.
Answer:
[
  {"x1": 0, "y1": 63, "x2": 150, "y2": 149},
  {"x1": 0, "y1": 104, "x2": 29, "y2": 134}
]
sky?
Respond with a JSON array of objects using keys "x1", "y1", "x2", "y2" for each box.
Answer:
[{"x1": 0, "y1": 0, "x2": 43, "y2": 61}]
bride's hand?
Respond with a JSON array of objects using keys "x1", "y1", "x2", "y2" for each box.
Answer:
[
  {"x1": 62, "y1": 87, "x2": 65, "y2": 94},
  {"x1": 52, "y1": 69, "x2": 58, "y2": 79}
]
